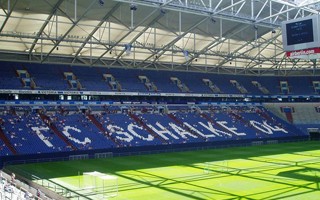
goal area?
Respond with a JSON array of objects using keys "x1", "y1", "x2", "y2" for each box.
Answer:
[{"x1": 81, "y1": 171, "x2": 118, "y2": 199}]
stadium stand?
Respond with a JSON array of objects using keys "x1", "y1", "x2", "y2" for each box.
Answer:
[
  {"x1": 2, "y1": 1, "x2": 320, "y2": 199},
  {"x1": 0, "y1": 103, "x2": 308, "y2": 157},
  {"x1": 264, "y1": 102, "x2": 320, "y2": 134},
  {"x1": 138, "y1": 75, "x2": 158, "y2": 92},
  {"x1": 0, "y1": 61, "x2": 317, "y2": 200},
  {"x1": 0, "y1": 61, "x2": 317, "y2": 175},
  {"x1": 0, "y1": 62, "x2": 319, "y2": 95},
  {"x1": 0, "y1": 169, "x2": 60, "y2": 200},
  {"x1": 202, "y1": 79, "x2": 222, "y2": 93}
]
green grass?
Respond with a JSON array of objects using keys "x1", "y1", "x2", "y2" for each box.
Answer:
[{"x1": 5, "y1": 141, "x2": 320, "y2": 200}]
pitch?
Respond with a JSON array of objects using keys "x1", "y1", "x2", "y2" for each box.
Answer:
[{"x1": 5, "y1": 141, "x2": 320, "y2": 200}]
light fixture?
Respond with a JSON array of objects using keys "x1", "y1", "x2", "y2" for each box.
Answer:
[
  {"x1": 25, "y1": 49, "x2": 35, "y2": 53},
  {"x1": 130, "y1": 4, "x2": 137, "y2": 11},
  {"x1": 99, "y1": 0, "x2": 104, "y2": 6}
]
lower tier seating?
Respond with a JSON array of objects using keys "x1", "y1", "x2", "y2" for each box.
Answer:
[{"x1": 0, "y1": 105, "x2": 308, "y2": 156}]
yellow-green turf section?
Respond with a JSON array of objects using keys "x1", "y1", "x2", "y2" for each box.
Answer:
[{"x1": 5, "y1": 141, "x2": 320, "y2": 200}]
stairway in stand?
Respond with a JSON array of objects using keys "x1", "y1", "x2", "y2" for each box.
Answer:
[
  {"x1": 39, "y1": 113, "x2": 77, "y2": 151},
  {"x1": 87, "y1": 114, "x2": 121, "y2": 147},
  {"x1": 0, "y1": 126, "x2": 18, "y2": 155},
  {"x1": 167, "y1": 113, "x2": 206, "y2": 140},
  {"x1": 128, "y1": 113, "x2": 167, "y2": 144}
]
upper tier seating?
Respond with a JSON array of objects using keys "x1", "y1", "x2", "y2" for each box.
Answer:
[
  {"x1": 23, "y1": 63, "x2": 69, "y2": 90},
  {"x1": 138, "y1": 75, "x2": 158, "y2": 92},
  {"x1": 0, "y1": 61, "x2": 318, "y2": 95},
  {"x1": 0, "y1": 63, "x2": 23, "y2": 89}
]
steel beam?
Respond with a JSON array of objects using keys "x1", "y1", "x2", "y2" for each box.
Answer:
[
  {"x1": 71, "y1": 3, "x2": 121, "y2": 63},
  {"x1": 0, "y1": 0, "x2": 18, "y2": 33},
  {"x1": 28, "y1": 0, "x2": 65, "y2": 57},
  {"x1": 41, "y1": 1, "x2": 97, "y2": 63},
  {"x1": 92, "y1": 7, "x2": 162, "y2": 65}
]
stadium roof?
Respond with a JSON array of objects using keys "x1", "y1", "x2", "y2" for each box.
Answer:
[{"x1": 0, "y1": 0, "x2": 320, "y2": 75}]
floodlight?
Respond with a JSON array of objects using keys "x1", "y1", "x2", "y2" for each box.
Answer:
[
  {"x1": 160, "y1": 8, "x2": 166, "y2": 15},
  {"x1": 99, "y1": 0, "x2": 104, "y2": 6},
  {"x1": 130, "y1": 4, "x2": 137, "y2": 11}
]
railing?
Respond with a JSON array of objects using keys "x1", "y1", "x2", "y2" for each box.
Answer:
[{"x1": 3, "y1": 166, "x2": 86, "y2": 200}]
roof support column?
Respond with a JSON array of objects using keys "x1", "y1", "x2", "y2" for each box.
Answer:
[
  {"x1": 133, "y1": 44, "x2": 136, "y2": 67},
  {"x1": 251, "y1": 0, "x2": 254, "y2": 20},
  {"x1": 7, "y1": 0, "x2": 10, "y2": 13},
  {"x1": 154, "y1": 27, "x2": 156, "y2": 48},
  {"x1": 74, "y1": 0, "x2": 77, "y2": 21},
  {"x1": 220, "y1": 18, "x2": 222, "y2": 39},
  {"x1": 270, "y1": 0, "x2": 272, "y2": 23},
  {"x1": 56, "y1": 12, "x2": 58, "y2": 44},
  {"x1": 90, "y1": 37, "x2": 92, "y2": 65},
  {"x1": 131, "y1": 8, "x2": 134, "y2": 29},
  {"x1": 231, "y1": 0, "x2": 234, "y2": 13},
  {"x1": 194, "y1": 33, "x2": 196, "y2": 53},
  {"x1": 179, "y1": 11, "x2": 181, "y2": 36},
  {"x1": 108, "y1": 22, "x2": 111, "y2": 44},
  {"x1": 40, "y1": 36, "x2": 43, "y2": 60},
  {"x1": 171, "y1": 45, "x2": 174, "y2": 69}
]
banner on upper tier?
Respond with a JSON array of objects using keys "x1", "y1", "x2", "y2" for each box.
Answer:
[{"x1": 0, "y1": 89, "x2": 318, "y2": 99}]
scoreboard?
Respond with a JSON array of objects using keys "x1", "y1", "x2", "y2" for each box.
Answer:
[
  {"x1": 282, "y1": 15, "x2": 320, "y2": 52},
  {"x1": 286, "y1": 19, "x2": 313, "y2": 45}
]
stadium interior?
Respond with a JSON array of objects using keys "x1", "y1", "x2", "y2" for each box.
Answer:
[{"x1": 0, "y1": 0, "x2": 320, "y2": 199}]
